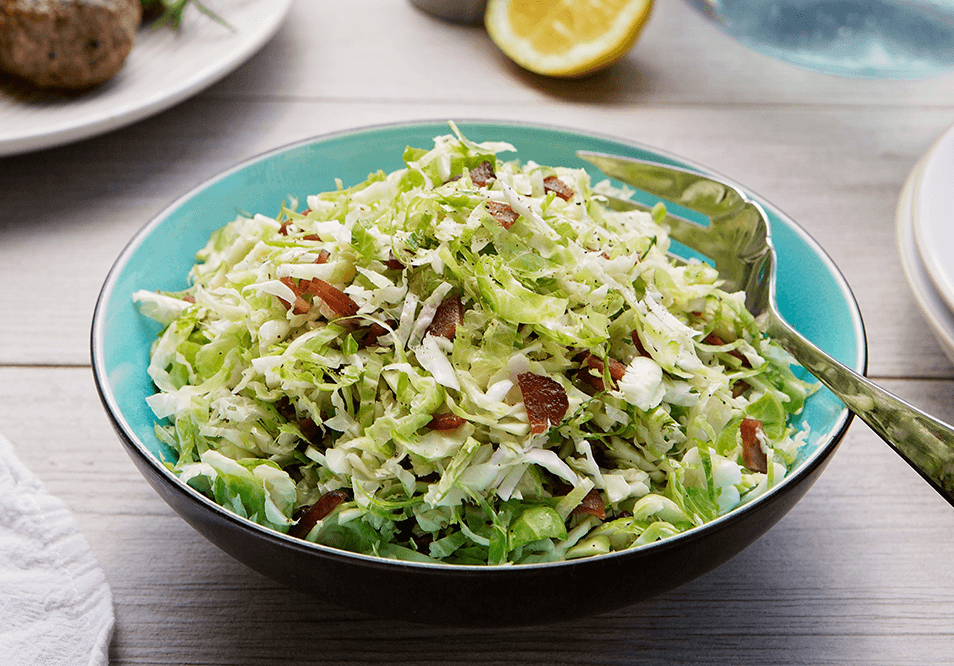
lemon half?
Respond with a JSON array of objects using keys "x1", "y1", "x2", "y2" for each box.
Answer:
[{"x1": 485, "y1": 0, "x2": 654, "y2": 78}]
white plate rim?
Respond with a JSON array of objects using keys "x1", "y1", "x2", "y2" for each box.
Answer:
[
  {"x1": 912, "y1": 122, "x2": 954, "y2": 314},
  {"x1": 0, "y1": 0, "x2": 293, "y2": 157},
  {"x1": 897, "y1": 158, "x2": 954, "y2": 365}
]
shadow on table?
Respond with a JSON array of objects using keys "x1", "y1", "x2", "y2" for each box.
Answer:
[{"x1": 484, "y1": 48, "x2": 662, "y2": 106}]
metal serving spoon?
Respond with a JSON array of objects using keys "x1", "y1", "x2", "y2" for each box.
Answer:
[{"x1": 579, "y1": 150, "x2": 954, "y2": 507}]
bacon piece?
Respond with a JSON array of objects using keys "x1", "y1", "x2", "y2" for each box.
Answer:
[
  {"x1": 427, "y1": 293, "x2": 463, "y2": 339},
  {"x1": 277, "y1": 277, "x2": 310, "y2": 314},
  {"x1": 315, "y1": 249, "x2": 331, "y2": 264},
  {"x1": 740, "y1": 417, "x2": 768, "y2": 473},
  {"x1": 289, "y1": 490, "x2": 349, "y2": 539},
  {"x1": 631, "y1": 330, "x2": 650, "y2": 357},
  {"x1": 427, "y1": 412, "x2": 466, "y2": 430},
  {"x1": 361, "y1": 322, "x2": 388, "y2": 348},
  {"x1": 182, "y1": 294, "x2": 195, "y2": 304},
  {"x1": 485, "y1": 201, "x2": 519, "y2": 229},
  {"x1": 279, "y1": 276, "x2": 300, "y2": 294},
  {"x1": 517, "y1": 372, "x2": 569, "y2": 434},
  {"x1": 279, "y1": 221, "x2": 292, "y2": 235},
  {"x1": 304, "y1": 279, "x2": 359, "y2": 317},
  {"x1": 470, "y1": 160, "x2": 496, "y2": 187},
  {"x1": 302, "y1": 234, "x2": 320, "y2": 241},
  {"x1": 704, "y1": 333, "x2": 748, "y2": 366},
  {"x1": 572, "y1": 488, "x2": 606, "y2": 520},
  {"x1": 580, "y1": 354, "x2": 627, "y2": 392},
  {"x1": 385, "y1": 251, "x2": 405, "y2": 271},
  {"x1": 732, "y1": 380, "x2": 750, "y2": 398},
  {"x1": 543, "y1": 175, "x2": 574, "y2": 201},
  {"x1": 361, "y1": 319, "x2": 395, "y2": 348},
  {"x1": 580, "y1": 371, "x2": 604, "y2": 393},
  {"x1": 292, "y1": 297, "x2": 310, "y2": 315}
]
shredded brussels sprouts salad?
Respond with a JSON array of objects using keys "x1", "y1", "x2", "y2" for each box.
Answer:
[{"x1": 134, "y1": 124, "x2": 816, "y2": 565}]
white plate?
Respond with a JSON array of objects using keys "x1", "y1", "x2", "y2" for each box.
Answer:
[
  {"x1": 0, "y1": 0, "x2": 292, "y2": 157},
  {"x1": 897, "y1": 157, "x2": 954, "y2": 366},
  {"x1": 913, "y1": 122, "x2": 954, "y2": 314}
]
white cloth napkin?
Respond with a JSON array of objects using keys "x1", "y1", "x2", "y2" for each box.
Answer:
[{"x1": 0, "y1": 432, "x2": 114, "y2": 666}]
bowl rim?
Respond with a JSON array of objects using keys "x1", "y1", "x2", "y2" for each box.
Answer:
[{"x1": 90, "y1": 118, "x2": 866, "y2": 572}]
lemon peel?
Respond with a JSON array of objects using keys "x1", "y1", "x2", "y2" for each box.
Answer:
[{"x1": 485, "y1": 0, "x2": 655, "y2": 78}]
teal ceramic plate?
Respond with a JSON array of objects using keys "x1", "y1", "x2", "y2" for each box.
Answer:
[{"x1": 91, "y1": 121, "x2": 865, "y2": 626}]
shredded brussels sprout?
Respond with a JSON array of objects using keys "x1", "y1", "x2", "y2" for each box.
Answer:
[{"x1": 135, "y1": 124, "x2": 816, "y2": 565}]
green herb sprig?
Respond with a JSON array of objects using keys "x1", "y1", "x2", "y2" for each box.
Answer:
[{"x1": 141, "y1": 0, "x2": 234, "y2": 32}]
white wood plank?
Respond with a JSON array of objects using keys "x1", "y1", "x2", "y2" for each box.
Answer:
[{"x1": 1, "y1": 368, "x2": 952, "y2": 665}]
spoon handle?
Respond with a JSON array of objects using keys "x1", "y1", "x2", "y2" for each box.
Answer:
[{"x1": 767, "y1": 312, "x2": 954, "y2": 506}]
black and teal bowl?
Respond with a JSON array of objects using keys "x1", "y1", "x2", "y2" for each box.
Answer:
[{"x1": 91, "y1": 121, "x2": 865, "y2": 627}]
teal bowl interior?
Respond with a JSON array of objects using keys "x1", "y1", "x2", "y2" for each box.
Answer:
[{"x1": 91, "y1": 121, "x2": 865, "y2": 623}]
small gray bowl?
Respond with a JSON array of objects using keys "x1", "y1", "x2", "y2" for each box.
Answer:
[{"x1": 409, "y1": 0, "x2": 487, "y2": 24}]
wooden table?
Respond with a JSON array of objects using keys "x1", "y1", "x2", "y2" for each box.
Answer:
[{"x1": 2, "y1": 2, "x2": 954, "y2": 663}]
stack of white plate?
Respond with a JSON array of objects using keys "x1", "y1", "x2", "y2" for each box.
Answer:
[{"x1": 897, "y1": 125, "x2": 954, "y2": 366}]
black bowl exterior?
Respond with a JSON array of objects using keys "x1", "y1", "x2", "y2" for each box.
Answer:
[{"x1": 100, "y1": 387, "x2": 846, "y2": 627}]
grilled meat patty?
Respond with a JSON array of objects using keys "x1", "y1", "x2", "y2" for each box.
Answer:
[{"x1": 0, "y1": 0, "x2": 141, "y2": 89}]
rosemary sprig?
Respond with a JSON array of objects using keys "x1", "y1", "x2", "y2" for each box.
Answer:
[{"x1": 141, "y1": 0, "x2": 235, "y2": 32}]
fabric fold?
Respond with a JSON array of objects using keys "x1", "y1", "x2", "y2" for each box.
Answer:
[{"x1": 0, "y1": 432, "x2": 114, "y2": 666}]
